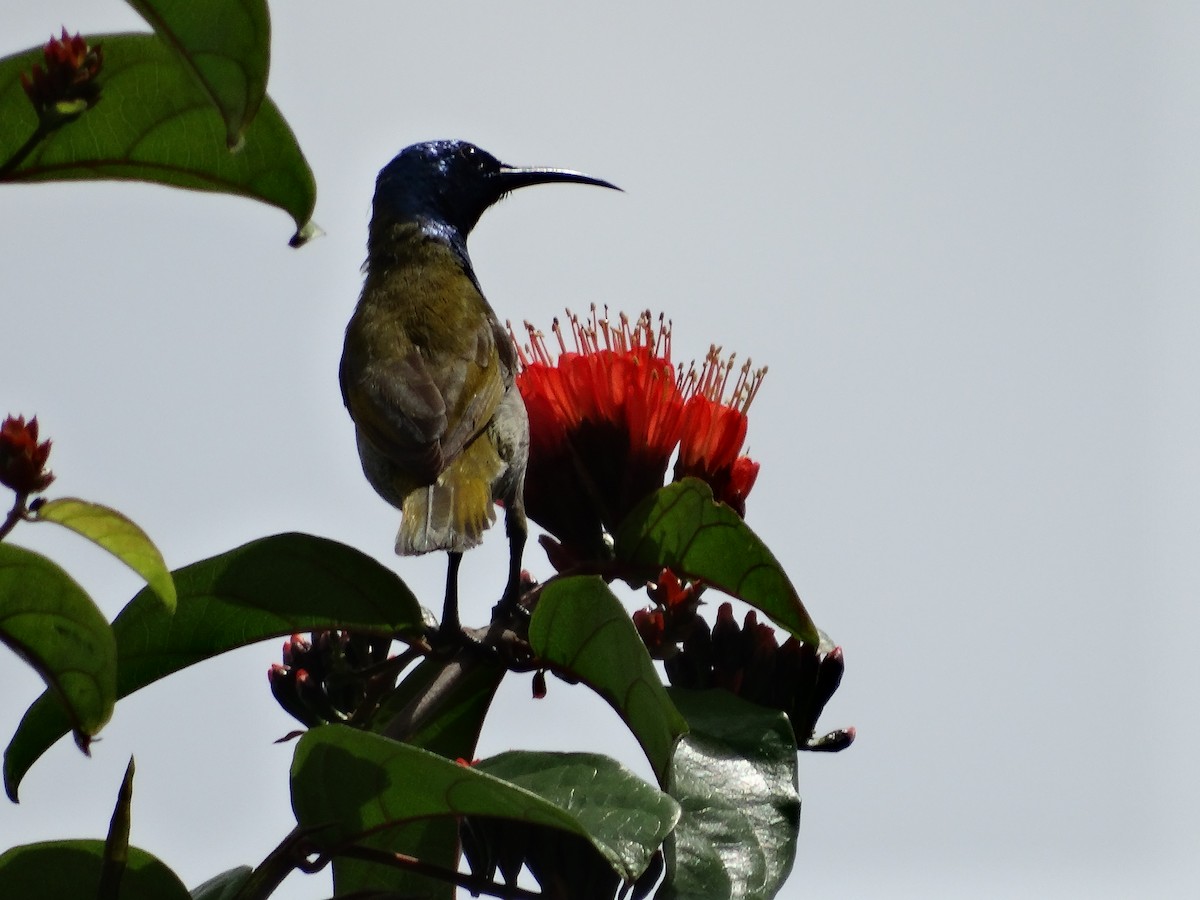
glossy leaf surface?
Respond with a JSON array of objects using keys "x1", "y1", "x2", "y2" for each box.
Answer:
[
  {"x1": 529, "y1": 576, "x2": 688, "y2": 785},
  {"x1": 0, "y1": 544, "x2": 116, "y2": 754},
  {"x1": 0, "y1": 840, "x2": 190, "y2": 900},
  {"x1": 292, "y1": 727, "x2": 676, "y2": 882},
  {"x1": 615, "y1": 479, "x2": 818, "y2": 644},
  {"x1": 5, "y1": 533, "x2": 421, "y2": 801},
  {"x1": 659, "y1": 689, "x2": 800, "y2": 900},
  {"x1": 125, "y1": 0, "x2": 271, "y2": 147},
  {"x1": 35, "y1": 498, "x2": 176, "y2": 610},
  {"x1": 477, "y1": 750, "x2": 680, "y2": 880},
  {"x1": 335, "y1": 654, "x2": 505, "y2": 898},
  {"x1": 0, "y1": 34, "x2": 316, "y2": 244}
]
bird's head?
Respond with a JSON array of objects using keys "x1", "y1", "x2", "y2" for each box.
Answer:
[{"x1": 373, "y1": 140, "x2": 619, "y2": 237}]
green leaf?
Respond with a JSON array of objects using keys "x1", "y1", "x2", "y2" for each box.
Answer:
[
  {"x1": 330, "y1": 654, "x2": 505, "y2": 898},
  {"x1": 658, "y1": 689, "x2": 800, "y2": 900},
  {"x1": 35, "y1": 498, "x2": 176, "y2": 611},
  {"x1": 0, "y1": 34, "x2": 316, "y2": 245},
  {"x1": 373, "y1": 653, "x2": 506, "y2": 756},
  {"x1": 124, "y1": 0, "x2": 271, "y2": 148},
  {"x1": 477, "y1": 751, "x2": 680, "y2": 881},
  {"x1": 188, "y1": 867, "x2": 251, "y2": 900},
  {"x1": 99, "y1": 758, "x2": 137, "y2": 900},
  {"x1": 4, "y1": 532, "x2": 422, "y2": 802},
  {"x1": 0, "y1": 543, "x2": 116, "y2": 753},
  {"x1": 0, "y1": 840, "x2": 191, "y2": 900},
  {"x1": 528, "y1": 576, "x2": 688, "y2": 786},
  {"x1": 615, "y1": 479, "x2": 819, "y2": 645},
  {"x1": 291, "y1": 727, "x2": 676, "y2": 883}
]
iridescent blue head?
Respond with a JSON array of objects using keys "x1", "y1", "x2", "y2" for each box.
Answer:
[{"x1": 372, "y1": 140, "x2": 620, "y2": 238}]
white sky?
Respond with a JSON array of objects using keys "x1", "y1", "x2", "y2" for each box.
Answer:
[{"x1": 3, "y1": 2, "x2": 1199, "y2": 897}]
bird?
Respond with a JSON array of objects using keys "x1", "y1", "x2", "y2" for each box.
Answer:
[{"x1": 340, "y1": 139, "x2": 619, "y2": 635}]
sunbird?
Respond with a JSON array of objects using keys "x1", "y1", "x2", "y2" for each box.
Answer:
[{"x1": 340, "y1": 139, "x2": 619, "y2": 632}]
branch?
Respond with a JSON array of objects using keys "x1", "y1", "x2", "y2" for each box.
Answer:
[
  {"x1": 0, "y1": 493, "x2": 29, "y2": 542},
  {"x1": 0, "y1": 124, "x2": 50, "y2": 180},
  {"x1": 231, "y1": 826, "x2": 316, "y2": 900}
]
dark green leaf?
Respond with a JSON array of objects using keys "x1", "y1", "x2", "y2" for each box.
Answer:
[
  {"x1": 0, "y1": 543, "x2": 116, "y2": 753},
  {"x1": 292, "y1": 727, "x2": 675, "y2": 883},
  {"x1": 615, "y1": 479, "x2": 819, "y2": 644},
  {"x1": 35, "y1": 498, "x2": 176, "y2": 611},
  {"x1": 99, "y1": 758, "x2": 137, "y2": 900},
  {"x1": 124, "y1": 0, "x2": 271, "y2": 147},
  {"x1": 529, "y1": 576, "x2": 688, "y2": 785},
  {"x1": 0, "y1": 34, "x2": 316, "y2": 245},
  {"x1": 334, "y1": 654, "x2": 505, "y2": 898},
  {"x1": 372, "y1": 652, "x2": 505, "y2": 757},
  {"x1": 0, "y1": 840, "x2": 190, "y2": 900},
  {"x1": 188, "y1": 867, "x2": 251, "y2": 900},
  {"x1": 658, "y1": 689, "x2": 799, "y2": 900},
  {"x1": 477, "y1": 751, "x2": 680, "y2": 880},
  {"x1": 5, "y1": 533, "x2": 421, "y2": 801}
]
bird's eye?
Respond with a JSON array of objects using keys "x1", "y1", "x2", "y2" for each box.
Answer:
[{"x1": 458, "y1": 145, "x2": 478, "y2": 161}]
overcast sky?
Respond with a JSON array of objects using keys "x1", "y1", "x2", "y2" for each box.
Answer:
[{"x1": 3, "y1": 2, "x2": 1199, "y2": 898}]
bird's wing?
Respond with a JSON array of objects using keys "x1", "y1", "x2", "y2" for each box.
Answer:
[
  {"x1": 431, "y1": 315, "x2": 507, "y2": 464},
  {"x1": 341, "y1": 347, "x2": 448, "y2": 484},
  {"x1": 340, "y1": 307, "x2": 506, "y2": 485}
]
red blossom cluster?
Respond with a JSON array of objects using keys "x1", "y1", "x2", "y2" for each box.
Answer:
[
  {"x1": 20, "y1": 29, "x2": 103, "y2": 120},
  {"x1": 0, "y1": 414, "x2": 54, "y2": 495},
  {"x1": 632, "y1": 568, "x2": 702, "y2": 659},
  {"x1": 510, "y1": 308, "x2": 764, "y2": 564}
]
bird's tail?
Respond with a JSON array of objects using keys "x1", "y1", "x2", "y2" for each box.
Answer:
[{"x1": 396, "y1": 433, "x2": 503, "y2": 555}]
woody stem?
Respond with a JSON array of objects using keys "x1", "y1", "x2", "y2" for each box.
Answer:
[{"x1": 0, "y1": 494, "x2": 29, "y2": 542}]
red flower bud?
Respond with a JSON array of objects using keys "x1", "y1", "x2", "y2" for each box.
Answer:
[
  {"x1": 633, "y1": 607, "x2": 667, "y2": 657},
  {"x1": 0, "y1": 415, "x2": 54, "y2": 495},
  {"x1": 20, "y1": 29, "x2": 103, "y2": 122}
]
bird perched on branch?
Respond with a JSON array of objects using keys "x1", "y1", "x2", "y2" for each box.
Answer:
[{"x1": 340, "y1": 139, "x2": 619, "y2": 633}]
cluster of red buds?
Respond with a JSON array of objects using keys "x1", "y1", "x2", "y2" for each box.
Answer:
[
  {"x1": 632, "y1": 569, "x2": 703, "y2": 660},
  {"x1": 663, "y1": 601, "x2": 854, "y2": 752},
  {"x1": 0, "y1": 414, "x2": 54, "y2": 496},
  {"x1": 20, "y1": 29, "x2": 103, "y2": 124},
  {"x1": 268, "y1": 631, "x2": 395, "y2": 728}
]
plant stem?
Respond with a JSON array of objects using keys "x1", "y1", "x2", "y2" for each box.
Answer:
[
  {"x1": 0, "y1": 123, "x2": 50, "y2": 180},
  {"x1": 231, "y1": 827, "x2": 313, "y2": 900},
  {"x1": 0, "y1": 494, "x2": 29, "y2": 542},
  {"x1": 379, "y1": 648, "x2": 476, "y2": 742}
]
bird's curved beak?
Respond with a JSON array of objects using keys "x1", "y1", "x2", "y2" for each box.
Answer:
[{"x1": 493, "y1": 165, "x2": 622, "y2": 194}]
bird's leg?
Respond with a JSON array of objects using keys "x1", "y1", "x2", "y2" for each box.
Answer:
[
  {"x1": 498, "y1": 499, "x2": 528, "y2": 617},
  {"x1": 440, "y1": 550, "x2": 463, "y2": 639}
]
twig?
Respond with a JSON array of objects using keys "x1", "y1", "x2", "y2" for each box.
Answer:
[
  {"x1": 0, "y1": 493, "x2": 29, "y2": 542},
  {"x1": 230, "y1": 826, "x2": 317, "y2": 900},
  {"x1": 0, "y1": 124, "x2": 50, "y2": 180}
]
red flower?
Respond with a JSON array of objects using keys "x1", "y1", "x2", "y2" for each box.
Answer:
[
  {"x1": 512, "y1": 309, "x2": 684, "y2": 557},
  {"x1": 512, "y1": 309, "x2": 766, "y2": 563},
  {"x1": 20, "y1": 29, "x2": 103, "y2": 121},
  {"x1": 674, "y1": 347, "x2": 765, "y2": 517},
  {"x1": 0, "y1": 415, "x2": 54, "y2": 495}
]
